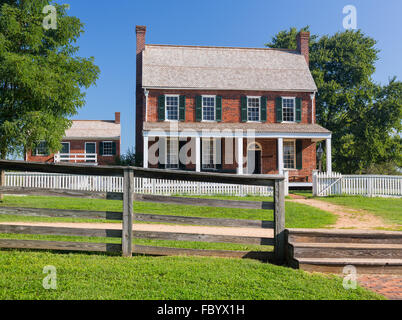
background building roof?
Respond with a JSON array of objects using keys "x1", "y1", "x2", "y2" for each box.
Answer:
[
  {"x1": 142, "y1": 44, "x2": 317, "y2": 92},
  {"x1": 64, "y1": 120, "x2": 121, "y2": 140}
]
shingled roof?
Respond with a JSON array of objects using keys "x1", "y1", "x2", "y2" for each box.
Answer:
[
  {"x1": 64, "y1": 120, "x2": 121, "y2": 140},
  {"x1": 142, "y1": 44, "x2": 317, "y2": 92}
]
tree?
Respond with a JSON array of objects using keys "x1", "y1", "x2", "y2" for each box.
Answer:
[
  {"x1": 266, "y1": 27, "x2": 402, "y2": 173},
  {"x1": 0, "y1": 0, "x2": 100, "y2": 159}
]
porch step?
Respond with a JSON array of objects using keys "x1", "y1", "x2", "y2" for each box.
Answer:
[
  {"x1": 293, "y1": 257, "x2": 402, "y2": 275},
  {"x1": 289, "y1": 242, "x2": 402, "y2": 259},
  {"x1": 287, "y1": 228, "x2": 402, "y2": 245}
]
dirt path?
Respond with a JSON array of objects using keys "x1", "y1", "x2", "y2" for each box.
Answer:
[
  {"x1": 288, "y1": 195, "x2": 391, "y2": 230},
  {"x1": 0, "y1": 221, "x2": 274, "y2": 238}
]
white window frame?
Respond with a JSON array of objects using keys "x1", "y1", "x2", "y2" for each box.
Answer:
[
  {"x1": 283, "y1": 139, "x2": 296, "y2": 170},
  {"x1": 35, "y1": 141, "x2": 48, "y2": 156},
  {"x1": 282, "y1": 97, "x2": 296, "y2": 123},
  {"x1": 201, "y1": 95, "x2": 216, "y2": 122},
  {"x1": 165, "y1": 137, "x2": 179, "y2": 169},
  {"x1": 102, "y1": 141, "x2": 114, "y2": 157},
  {"x1": 247, "y1": 96, "x2": 261, "y2": 122},
  {"x1": 85, "y1": 142, "x2": 96, "y2": 162},
  {"x1": 165, "y1": 94, "x2": 180, "y2": 122}
]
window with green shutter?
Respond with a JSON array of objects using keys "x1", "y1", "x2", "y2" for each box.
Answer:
[
  {"x1": 158, "y1": 95, "x2": 165, "y2": 121},
  {"x1": 240, "y1": 96, "x2": 247, "y2": 122},
  {"x1": 275, "y1": 97, "x2": 283, "y2": 123},
  {"x1": 179, "y1": 95, "x2": 186, "y2": 121},
  {"x1": 260, "y1": 96, "x2": 267, "y2": 122},
  {"x1": 296, "y1": 98, "x2": 302, "y2": 122},
  {"x1": 195, "y1": 96, "x2": 202, "y2": 121},
  {"x1": 216, "y1": 96, "x2": 222, "y2": 122}
]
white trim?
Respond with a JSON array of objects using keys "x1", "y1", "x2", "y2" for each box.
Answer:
[
  {"x1": 144, "y1": 89, "x2": 149, "y2": 122},
  {"x1": 310, "y1": 92, "x2": 315, "y2": 124},
  {"x1": 201, "y1": 95, "x2": 216, "y2": 122},
  {"x1": 84, "y1": 142, "x2": 96, "y2": 154},
  {"x1": 246, "y1": 96, "x2": 261, "y2": 122},
  {"x1": 281, "y1": 97, "x2": 296, "y2": 123},
  {"x1": 164, "y1": 94, "x2": 180, "y2": 121},
  {"x1": 143, "y1": 86, "x2": 317, "y2": 93}
]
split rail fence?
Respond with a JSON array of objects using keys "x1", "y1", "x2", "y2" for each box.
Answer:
[{"x1": 0, "y1": 160, "x2": 286, "y2": 263}]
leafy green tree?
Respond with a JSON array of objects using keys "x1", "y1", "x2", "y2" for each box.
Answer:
[
  {"x1": 0, "y1": 0, "x2": 100, "y2": 159},
  {"x1": 266, "y1": 27, "x2": 402, "y2": 173}
]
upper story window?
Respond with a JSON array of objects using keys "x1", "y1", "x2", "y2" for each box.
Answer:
[
  {"x1": 202, "y1": 96, "x2": 216, "y2": 121},
  {"x1": 165, "y1": 95, "x2": 179, "y2": 121},
  {"x1": 282, "y1": 97, "x2": 296, "y2": 122},
  {"x1": 247, "y1": 97, "x2": 260, "y2": 122}
]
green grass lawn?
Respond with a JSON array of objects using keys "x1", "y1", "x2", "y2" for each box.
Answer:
[
  {"x1": 312, "y1": 195, "x2": 402, "y2": 226},
  {"x1": 0, "y1": 195, "x2": 337, "y2": 229},
  {"x1": 0, "y1": 249, "x2": 382, "y2": 300}
]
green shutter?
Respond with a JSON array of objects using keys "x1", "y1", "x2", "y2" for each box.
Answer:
[
  {"x1": 241, "y1": 96, "x2": 247, "y2": 122},
  {"x1": 296, "y1": 98, "x2": 302, "y2": 122},
  {"x1": 275, "y1": 97, "x2": 282, "y2": 123},
  {"x1": 99, "y1": 142, "x2": 104, "y2": 156},
  {"x1": 296, "y1": 140, "x2": 303, "y2": 170},
  {"x1": 179, "y1": 95, "x2": 186, "y2": 121},
  {"x1": 195, "y1": 96, "x2": 202, "y2": 122},
  {"x1": 260, "y1": 96, "x2": 267, "y2": 122},
  {"x1": 216, "y1": 96, "x2": 222, "y2": 122},
  {"x1": 112, "y1": 142, "x2": 117, "y2": 155},
  {"x1": 158, "y1": 95, "x2": 165, "y2": 121}
]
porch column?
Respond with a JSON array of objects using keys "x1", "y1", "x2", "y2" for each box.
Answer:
[
  {"x1": 277, "y1": 138, "x2": 284, "y2": 174},
  {"x1": 326, "y1": 138, "x2": 332, "y2": 173},
  {"x1": 237, "y1": 137, "x2": 243, "y2": 175},
  {"x1": 143, "y1": 136, "x2": 149, "y2": 169},
  {"x1": 195, "y1": 136, "x2": 201, "y2": 172}
]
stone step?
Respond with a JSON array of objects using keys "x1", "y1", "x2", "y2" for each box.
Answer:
[
  {"x1": 294, "y1": 257, "x2": 402, "y2": 275},
  {"x1": 289, "y1": 242, "x2": 402, "y2": 259},
  {"x1": 287, "y1": 229, "x2": 402, "y2": 245}
]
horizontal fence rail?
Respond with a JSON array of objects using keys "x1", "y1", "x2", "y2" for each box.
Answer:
[
  {"x1": 313, "y1": 172, "x2": 402, "y2": 197},
  {"x1": 4, "y1": 172, "x2": 273, "y2": 196},
  {"x1": 0, "y1": 160, "x2": 285, "y2": 263}
]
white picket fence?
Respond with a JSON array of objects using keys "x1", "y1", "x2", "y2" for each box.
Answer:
[
  {"x1": 313, "y1": 172, "x2": 402, "y2": 197},
  {"x1": 4, "y1": 172, "x2": 273, "y2": 196}
]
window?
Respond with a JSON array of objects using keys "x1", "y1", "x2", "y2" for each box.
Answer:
[
  {"x1": 166, "y1": 138, "x2": 179, "y2": 169},
  {"x1": 284, "y1": 140, "x2": 296, "y2": 169},
  {"x1": 35, "y1": 141, "x2": 47, "y2": 156},
  {"x1": 60, "y1": 142, "x2": 70, "y2": 161},
  {"x1": 282, "y1": 97, "x2": 295, "y2": 122},
  {"x1": 102, "y1": 141, "x2": 114, "y2": 156},
  {"x1": 165, "y1": 95, "x2": 179, "y2": 121},
  {"x1": 85, "y1": 142, "x2": 96, "y2": 163},
  {"x1": 202, "y1": 96, "x2": 216, "y2": 121},
  {"x1": 247, "y1": 97, "x2": 260, "y2": 122},
  {"x1": 202, "y1": 138, "x2": 218, "y2": 170}
]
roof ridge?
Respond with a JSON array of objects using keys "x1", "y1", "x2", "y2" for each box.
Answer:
[{"x1": 145, "y1": 44, "x2": 297, "y2": 52}]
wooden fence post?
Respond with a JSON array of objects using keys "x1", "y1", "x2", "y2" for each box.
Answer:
[
  {"x1": 122, "y1": 168, "x2": 134, "y2": 257},
  {"x1": 274, "y1": 178, "x2": 285, "y2": 264},
  {"x1": 0, "y1": 170, "x2": 5, "y2": 201}
]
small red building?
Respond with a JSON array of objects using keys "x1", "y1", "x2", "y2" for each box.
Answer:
[
  {"x1": 25, "y1": 113, "x2": 121, "y2": 166},
  {"x1": 136, "y1": 26, "x2": 332, "y2": 187}
]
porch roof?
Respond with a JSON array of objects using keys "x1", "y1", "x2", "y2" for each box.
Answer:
[{"x1": 143, "y1": 122, "x2": 331, "y2": 139}]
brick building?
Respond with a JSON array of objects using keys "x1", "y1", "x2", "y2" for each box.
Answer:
[
  {"x1": 136, "y1": 26, "x2": 332, "y2": 185},
  {"x1": 25, "y1": 113, "x2": 121, "y2": 166}
]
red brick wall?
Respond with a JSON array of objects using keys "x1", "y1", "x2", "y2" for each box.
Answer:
[
  {"x1": 146, "y1": 89, "x2": 314, "y2": 124},
  {"x1": 26, "y1": 139, "x2": 120, "y2": 166}
]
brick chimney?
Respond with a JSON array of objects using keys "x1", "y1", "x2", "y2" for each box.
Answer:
[
  {"x1": 136, "y1": 25, "x2": 147, "y2": 163},
  {"x1": 115, "y1": 112, "x2": 120, "y2": 124},
  {"x1": 296, "y1": 31, "x2": 310, "y2": 65}
]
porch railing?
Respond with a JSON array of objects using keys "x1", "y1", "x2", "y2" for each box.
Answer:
[{"x1": 54, "y1": 153, "x2": 97, "y2": 164}]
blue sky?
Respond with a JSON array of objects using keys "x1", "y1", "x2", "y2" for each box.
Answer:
[{"x1": 65, "y1": 0, "x2": 402, "y2": 153}]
